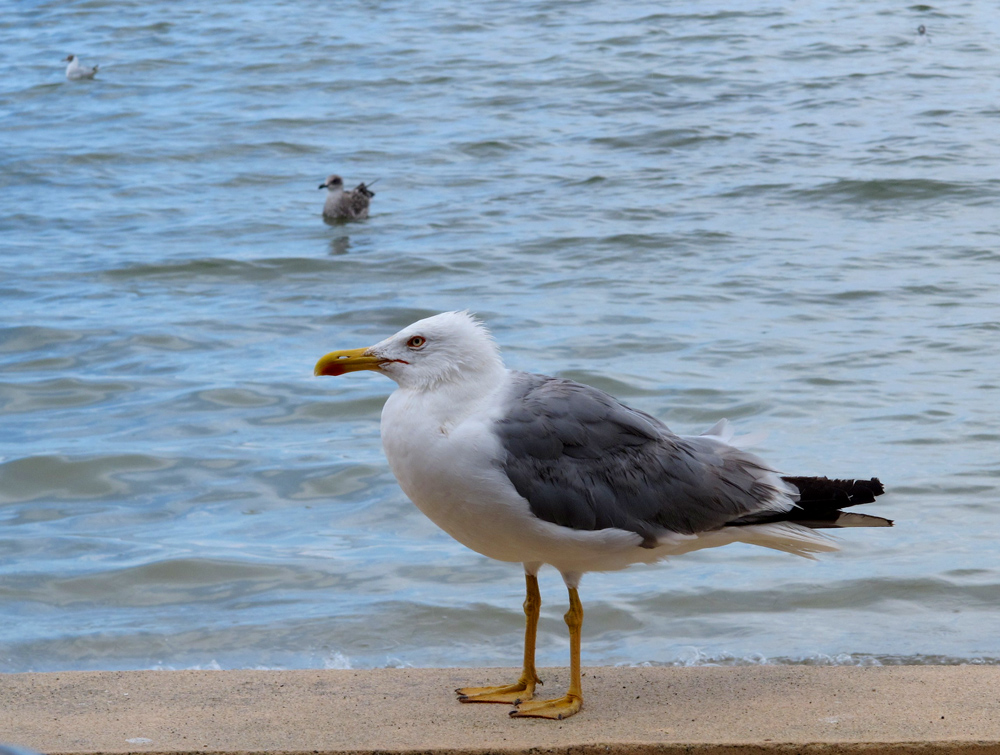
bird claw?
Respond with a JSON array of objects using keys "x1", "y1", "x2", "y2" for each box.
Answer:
[
  {"x1": 456, "y1": 680, "x2": 536, "y2": 704},
  {"x1": 509, "y1": 693, "x2": 582, "y2": 720}
]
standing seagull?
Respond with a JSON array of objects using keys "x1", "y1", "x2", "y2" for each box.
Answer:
[
  {"x1": 318, "y1": 174, "x2": 374, "y2": 221},
  {"x1": 64, "y1": 54, "x2": 98, "y2": 80},
  {"x1": 314, "y1": 312, "x2": 890, "y2": 720}
]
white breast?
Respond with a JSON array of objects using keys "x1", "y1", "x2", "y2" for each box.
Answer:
[
  {"x1": 380, "y1": 385, "x2": 534, "y2": 562},
  {"x1": 379, "y1": 382, "x2": 660, "y2": 574}
]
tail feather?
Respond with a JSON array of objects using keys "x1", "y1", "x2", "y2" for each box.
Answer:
[
  {"x1": 730, "y1": 476, "x2": 890, "y2": 529},
  {"x1": 782, "y1": 476, "x2": 884, "y2": 508}
]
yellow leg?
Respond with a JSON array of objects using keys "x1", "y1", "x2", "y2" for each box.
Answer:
[
  {"x1": 510, "y1": 586, "x2": 583, "y2": 720},
  {"x1": 456, "y1": 572, "x2": 542, "y2": 705}
]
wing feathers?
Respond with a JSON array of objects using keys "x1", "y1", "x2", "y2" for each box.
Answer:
[
  {"x1": 496, "y1": 372, "x2": 889, "y2": 544},
  {"x1": 497, "y1": 373, "x2": 802, "y2": 540}
]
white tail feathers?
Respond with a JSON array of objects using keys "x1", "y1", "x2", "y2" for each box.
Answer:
[
  {"x1": 700, "y1": 418, "x2": 733, "y2": 442},
  {"x1": 732, "y1": 522, "x2": 840, "y2": 559}
]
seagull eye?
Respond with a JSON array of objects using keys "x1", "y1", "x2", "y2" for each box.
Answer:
[{"x1": 406, "y1": 336, "x2": 426, "y2": 349}]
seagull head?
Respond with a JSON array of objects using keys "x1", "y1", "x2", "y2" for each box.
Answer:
[
  {"x1": 319, "y1": 175, "x2": 344, "y2": 191},
  {"x1": 314, "y1": 311, "x2": 505, "y2": 390},
  {"x1": 64, "y1": 55, "x2": 76, "y2": 63}
]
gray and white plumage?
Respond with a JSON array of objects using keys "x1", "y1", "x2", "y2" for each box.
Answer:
[
  {"x1": 64, "y1": 54, "x2": 98, "y2": 80},
  {"x1": 314, "y1": 311, "x2": 889, "y2": 719},
  {"x1": 315, "y1": 311, "x2": 888, "y2": 581},
  {"x1": 496, "y1": 371, "x2": 799, "y2": 546},
  {"x1": 318, "y1": 174, "x2": 374, "y2": 220}
]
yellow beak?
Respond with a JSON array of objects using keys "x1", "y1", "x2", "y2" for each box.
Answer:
[{"x1": 314, "y1": 347, "x2": 383, "y2": 377}]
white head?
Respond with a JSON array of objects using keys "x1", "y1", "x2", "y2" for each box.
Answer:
[{"x1": 314, "y1": 311, "x2": 505, "y2": 391}]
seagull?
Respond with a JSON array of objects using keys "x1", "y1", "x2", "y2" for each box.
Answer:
[
  {"x1": 318, "y1": 174, "x2": 375, "y2": 221},
  {"x1": 915, "y1": 24, "x2": 931, "y2": 43},
  {"x1": 314, "y1": 311, "x2": 890, "y2": 720},
  {"x1": 64, "y1": 54, "x2": 98, "y2": 80}
]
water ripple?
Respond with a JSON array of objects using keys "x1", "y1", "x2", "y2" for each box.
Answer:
[{"x1": 2, "y1": 0, "x2": 998, "y2": 673}]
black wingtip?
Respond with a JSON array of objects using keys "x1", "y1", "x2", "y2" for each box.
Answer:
[
  {"x1": 730, "y1": 476, "x2": 889, "y2": 529},
  {"x1": 781, "y1": 475, "x2": 886, "y2": 507}
]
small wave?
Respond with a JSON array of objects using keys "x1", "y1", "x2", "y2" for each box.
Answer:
[
  {"x1": 619, "y1": 649, "x2": 1000, "y2": 667},
  {"x1": 0, "y1": 326, "x2": 90, "y2": 355},
  {"x1": 592, "y1": 128, "x2": 738, "y2": 153},
  {"x1": 0, "y1": 453, "x2": 172, "y2": 504},
  {"x1": 456, "y1": 140, "x2": 527, "y2": 158},
  {"x1": 102, "y1": 257, "x2": 350, "y2": 282},
  {"x1": 323, "y1": 652, "x2": 353, "y2": 670},
  {"x1": 152, "y1": 659, "x2": 224, "y2": 671},
  {"x1": 795, "y1": 178, "x2": 988, "y2": 204}
]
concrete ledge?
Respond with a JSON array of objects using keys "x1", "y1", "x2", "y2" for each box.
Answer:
[{"x1": 2, "y1": 667, "x2": 1000, "y2": 755}]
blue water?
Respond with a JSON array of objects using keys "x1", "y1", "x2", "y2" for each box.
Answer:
[{"x1": 2, "y1": 0, "x2": 999, "y2": 673}]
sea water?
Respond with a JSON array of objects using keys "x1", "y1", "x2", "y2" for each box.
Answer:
[{"x1": 2, "y1": 0, "x2": 999, "y2": 672}]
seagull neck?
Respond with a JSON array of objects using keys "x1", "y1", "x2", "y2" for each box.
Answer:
[
  {"x1": 400, "y1": 361, "x2": 506, "y2": 398},
  {"x1": 396, "y1": 368, "x2": 507, "y2": 431}
]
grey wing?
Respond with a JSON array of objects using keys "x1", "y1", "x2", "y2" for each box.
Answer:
[
  {"x1": 349, "y1": 185, "x2": 371, "y2": 218},
  {"x1": 495, "y1": 372, "x2": 794, "y2": 545}
]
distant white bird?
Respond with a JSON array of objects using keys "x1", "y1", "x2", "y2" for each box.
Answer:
[
  {"x1": 915, "y1": 24, "x2": 931, "y2": 44},
  {"x1": 318, "y1": 174, "x2": 375, "y2": 221},
  {"x1": 64, "y1": 54, "x2": 98, "y2": 80},
  {"x1": 314, "y1": 311, "x2": 891, "y2": 720}
]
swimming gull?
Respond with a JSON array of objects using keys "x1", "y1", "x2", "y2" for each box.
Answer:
[
  {"x1": 314, "y1": 311, "x2": 890, "y2": 720},
  {"x1": 64, "y1": 54, "x2": 98, "y2": 80},
  {"x1": 318, "y1": 174, "x2": 375, "y2": 221}
]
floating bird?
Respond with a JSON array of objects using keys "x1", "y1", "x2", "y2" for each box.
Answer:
[
  {"x1": 318, "y1": 174, "x2": 375, "y2": 221},
  {"x1": 64, "y1": 54, "x2": 98, "y2": 80},
  {"x1": 915, "y1": 24, "x2": 931, "y2": 43},
  {"x1": 314, "y1": 312, "x2": 890, "y2": 720}
]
